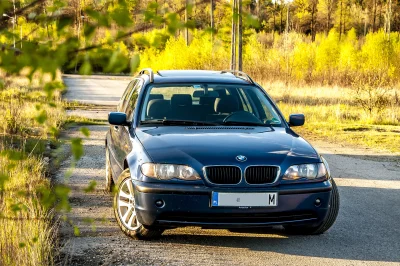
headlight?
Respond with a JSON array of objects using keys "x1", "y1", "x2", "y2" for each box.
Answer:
[
  {"x1": 283, "y1": 163, "x2": 327, "y2": 181},
  {"x1": 141, "y1": 163, "x2": 201, "y2": 181}
]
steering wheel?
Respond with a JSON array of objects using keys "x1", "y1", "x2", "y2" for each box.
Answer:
[{"x1": 223, "y1": 111, "x2": 264, "y2": 124}]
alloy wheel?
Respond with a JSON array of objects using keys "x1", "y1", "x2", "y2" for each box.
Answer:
[{"x1": 117, "y1": 178, "x2": 141, "y2": 230}]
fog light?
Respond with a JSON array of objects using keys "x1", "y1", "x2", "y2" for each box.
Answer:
[
  {"x1": 315, "y1": 198, "x2": 321, "y2": 207},
  {"x1": 155, "y1": 199, "x2": 164, "y2": 208}
]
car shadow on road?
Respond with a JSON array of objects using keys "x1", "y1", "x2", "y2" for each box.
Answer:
[{"x1": 157, "y1": 185, "x2": 400, "y2": 263}]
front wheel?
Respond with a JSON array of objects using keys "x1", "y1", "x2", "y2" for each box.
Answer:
[
  {"x1": 113, "y1": 170, "x2": 164, "y2": 240},
  {"x1": 284, "y1": 179, "x2": 340, "y2": 235}
]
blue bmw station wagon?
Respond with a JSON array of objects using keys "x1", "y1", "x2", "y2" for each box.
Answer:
[{"x1": 106, "y1": 69, "x2": 339, "y2": 239}]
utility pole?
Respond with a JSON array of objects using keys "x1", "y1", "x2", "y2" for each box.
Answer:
[
  {"x1": 230, "y1": 0, "x2": 237, "y2": 71},
  {"x1": 237, "y1": 0, "x2": 243, "y2": 71},
  {"x1": 185, "y1": 0, "x2": 189, "y2": 46}
]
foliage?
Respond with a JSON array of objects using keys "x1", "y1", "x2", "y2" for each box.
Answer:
[
  {"x1": 352, "y1": 72, "x2": 394, "y2": 115},
  {"x1": 139, "y1": 29, "x2": 400, "y2": 87}
]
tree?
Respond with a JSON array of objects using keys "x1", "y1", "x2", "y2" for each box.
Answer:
[{"x1": 317, "y1": 0, "x2": 336, "y2": 33}]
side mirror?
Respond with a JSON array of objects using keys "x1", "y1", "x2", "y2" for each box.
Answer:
[
  {"x1": 289, "y1": 114, "x2": 305, "y2": 127},
  {"x1": 108, "y1": 112, "x2": 130, "y2": 126}
]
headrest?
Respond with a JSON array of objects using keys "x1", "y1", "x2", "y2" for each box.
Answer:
[
  {"x1": 147, "y1": 99, "x2": 170, "y2": 119},
  {"x1": 171, "y1": 94, "x2": 192, "y2": 107},
  {"x1": 214, "y1": 87, "x2": 228, "y2": 98},
  {"x1": 148, "y1": 94, "x2": 164, "y2": 101},
  {"x1": 200, "y1": 96, "x2": 216, "y2": 106},
  {"x1": 193, "y1": 90, "x2": 204, "y2": 98},
  {"x1": 215, "y1": 96, "x2": 239, "y2": 113}
]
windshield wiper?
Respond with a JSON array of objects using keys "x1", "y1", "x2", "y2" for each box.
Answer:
[
  {"x1": 140, "y1": 119, "x2": 219, "y2": 126},
  {"x1": 221, "y1": 120, "x2": 270, "y2": 127}
]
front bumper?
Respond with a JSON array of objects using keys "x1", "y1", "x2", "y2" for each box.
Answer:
[{"x1": 133, "y1": 180, "x2": 332, "y2": 229}]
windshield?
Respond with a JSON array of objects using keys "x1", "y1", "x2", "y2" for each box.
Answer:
[{"x1": 139, "y1": 83, "x2": 283, "y2": 127}]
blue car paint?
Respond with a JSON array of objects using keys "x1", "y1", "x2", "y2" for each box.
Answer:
[{"x1": 107, "y1": 70, "x2": 333, "y2": 228}]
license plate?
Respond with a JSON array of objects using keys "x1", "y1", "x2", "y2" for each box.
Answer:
[{"x1": 211, "y1": 192, "x2": 278, "y2": 207}]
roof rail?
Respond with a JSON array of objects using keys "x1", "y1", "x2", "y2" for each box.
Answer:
[
  {"x1": 220, "y1": 70, "x2": 255, "y2": 85},
  {"x1": 139, "y1": 68, "x2": 154, "y2": 83}
]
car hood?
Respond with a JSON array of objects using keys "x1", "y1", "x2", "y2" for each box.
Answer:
[{"x1": 135, "y1": 126, "x2": 320, "y2": 171}]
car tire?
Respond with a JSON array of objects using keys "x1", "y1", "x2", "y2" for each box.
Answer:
[
  {"x1": 113, "y1": 170, "x2": 164, "y2": 240},
  {"x1": 284, "y1": 179, "x2": 340, "y2": 235},
  {"x1": 105, "y1": 147, "x2": 114, "y2": 192}
]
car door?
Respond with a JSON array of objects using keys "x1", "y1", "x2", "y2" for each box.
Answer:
[
  {"x1": 111, "y1": 79, "x2": 143, "y2": 177},
  {"x1": 109, "y1": 80, "x2": 138, "y2": 177}
]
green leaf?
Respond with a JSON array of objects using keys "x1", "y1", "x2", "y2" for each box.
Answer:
[
  {"x1": 44, "y1": 81, "x2": 64, "y2": 99},
  {"x1": 80, "y1": 127, "x2": 90, "y2": 137},
  {"x1": 73, "y1": 226, "x2": 80, "y2": 236},
  {"x1": 57, "y1": 17, "x2": 73, "y2": 32},
  {"x1": 244, "y1": 14, "x2": 260, "y2": 28},
  {"x1": 84, "y1": 180, "x2": 97, "y2": 193},
  {"x1": 0, "y1": 173, "x2": 9, "y2": 191},
  {"x1": 84, "y1": 25, "x2": 96, "y2": 38},
  {"x1": 71, "y1": 138, "x2": 83, "y2": 161},
  {"x1": 49, "y1": 126, "x2": 60, "y2": 138},
  {"x1": 55, "y1": 184, "x2": 71, "y2": 212},
  {"x1": 130, "y1": 54, "x2": 140, "y2": 74},
  {"x1": 111, "y1": 7, "x2": 132, "y2": 27},
  {"x1": 35, "y1": 110, "x2": 48, "y2": 124},
  {"x1": 79, "y1": 61, "x2": 92, "y2": 76}
]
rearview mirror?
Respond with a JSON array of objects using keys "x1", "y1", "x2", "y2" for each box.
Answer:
[
  {"x1": 289, "y1": 114, "x2": 305, "y2": 127},
  {"x1": 108, "y1": 112, "x2": 130, "y2": 126}
]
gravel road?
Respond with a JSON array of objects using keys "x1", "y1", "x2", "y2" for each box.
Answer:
[{"x1": 58, "y1": 75, "x2": 400, "y2": 266}]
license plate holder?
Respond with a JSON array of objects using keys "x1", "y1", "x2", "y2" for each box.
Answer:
[{"x1": 211, "y1": 192, "x2": 278, "y2": 207}]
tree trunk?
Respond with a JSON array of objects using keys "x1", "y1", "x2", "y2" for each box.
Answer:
[
  {"x1": 273, "y1": 2, "x2": 276, "y2": 34},
  {"x1": 339, "y1": 0, "x2": 343, "y2": 40},
  {"x1": 210, "y1": 0, "x2": 214, "y2": 44},
  {"x1": 280, "y1": 2, "x2": 284, "y2": 34},
  {"x1": 378, "y1": 0, "x2": 382, "y2": 29},
  {"x1": 311, "y1": 2, "x2": 316, "y2": 41},
  {"x1": 372, "y1": 0, "x2": 377, "y2": 32}
]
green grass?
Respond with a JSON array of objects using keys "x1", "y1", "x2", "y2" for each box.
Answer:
[{"x1": 63, "y1": 116, "x2": 107, "y2": 126}]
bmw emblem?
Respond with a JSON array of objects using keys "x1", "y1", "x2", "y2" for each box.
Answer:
[{"x1": 236, "y1": 155, "x2": 247, "y2": 162}]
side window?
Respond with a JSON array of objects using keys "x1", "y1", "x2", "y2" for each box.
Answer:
[
  {"x1": 125, "y1": 80, "x2": 143, "y2": 121},
  {"x1": 118, "y1": 80, "x2": 137, "y2": 112}
]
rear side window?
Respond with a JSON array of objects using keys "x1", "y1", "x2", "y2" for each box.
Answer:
[
  {"x1": 125, "y1": 80, "x2": 143, "y2": 121},
  {"x1": 118, "y1": 80, "x2": 138, "y2": 112}
]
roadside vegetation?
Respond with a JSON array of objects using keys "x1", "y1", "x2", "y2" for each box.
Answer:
[
  {"x1": 268, "y1": 83, "x2": 400, "y2": 153},
  {"x1": 0, "y1": 75, "x2": 66, "y2": 265}
]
